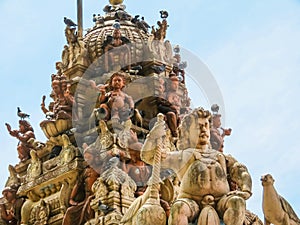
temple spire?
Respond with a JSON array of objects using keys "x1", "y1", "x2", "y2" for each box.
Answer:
[{"x1": 77, "y1": 0, "x2": 83, "y2": 38}]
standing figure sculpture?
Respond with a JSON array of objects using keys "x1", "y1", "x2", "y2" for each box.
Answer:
[
  {"x1": 5, "y1": 120, "x2": 35, "y2": 161},
  {"x1": 96, "y1": 72, "x2": 134, "y2": 122},
  {"x1": 210, "y1": 113, "x2": 232, "y2": 152},
  {"x1": 51, "y1": 75, "x2": 74, "y2": 120},
  {"x1": 141, "y1": 107, "x2": 252, "y2": 225}
]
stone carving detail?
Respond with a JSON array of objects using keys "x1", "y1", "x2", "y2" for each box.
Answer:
[
  {"x1": 26, "y1": 150, "x2": 42, "y2": 182},
  {"x1": 29, "y1": 200, "x2": 50, "y2": 225},
  {"x1": 5, "y1": 165, "x2": 21, "y2": 187},
  {"x1": 89, "y1": 157, "x2": 136, "y2": 224}
]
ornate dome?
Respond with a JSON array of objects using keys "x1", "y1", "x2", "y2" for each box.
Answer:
[{"x1": 84, "y1": 4, "x2": 150, "y2": 64}]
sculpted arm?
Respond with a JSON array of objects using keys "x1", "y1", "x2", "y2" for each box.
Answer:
[{"x1": 226, "y1": 154, "x2": 252, "y2": 200}]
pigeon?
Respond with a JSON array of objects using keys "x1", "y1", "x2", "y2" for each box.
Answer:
[
  {"x1": 103, "y1": 5, "x2": 112, "y2": 13},
  {"x1": 131, "y1": 15, "x2": 140, "y2": 24},
  {"x1": 151, "y1": 64, "x2": 166, "y2": 74},
  {"x1": 98, "y1": 200, "x2": 115, "y2": 215},
  {"x1": 17, "y1": 107, "x2": 30, "y2": 120},
  {"x1": 136, "y1": 18, "x2": 150, "y2": 33},
  {"x1": 93, "y1": 14, "x2": 104, "y2": 24},
  {"x1": 160, "y1": 10, "x2": 169, "y2": 19},
  {"x1": 211, "y1": 104, "x2": 220, "y2": 114},
  {"x1": 140, "y1": 17, "x2": 150, "y2": 29},
  {"x1": 115, "y1": 10, "x2": 131, "y2": 21},
  {"x1": 64, "y1": 17, "x2": 77, "y2": 27},
  {"x1": 173, "y1": 45, "x2": 180, "y2": 54},
  {"x1": 179, "y1": 61, "x2": 187, "y2": 70},
  {"x1": 113, "y1": 20, "x2": 121, "y2": 29}
]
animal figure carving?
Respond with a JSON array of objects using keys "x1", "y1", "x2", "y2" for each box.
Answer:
[{"x1": 261, "y1": 174, "x2": 300, "y2": 225}]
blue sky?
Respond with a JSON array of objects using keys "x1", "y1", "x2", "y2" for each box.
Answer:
[{"x1": 1, "y1": 0, "x2": 300, "y2": 219}]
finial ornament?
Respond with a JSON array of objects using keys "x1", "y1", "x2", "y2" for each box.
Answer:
[{"x1": 109, "y1": 0, "x2": 124, "y2": 6}]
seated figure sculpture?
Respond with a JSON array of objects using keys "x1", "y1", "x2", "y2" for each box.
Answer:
[
  {"x1": 62, "y1": 147, "x2": 99, "y2": 225},
  {"x1": 96, "y1": 72, "x2": 134, "y2": 122},
  {"x1": 141, "y1": 107, "x2": 252, "y2": 225},
  {"x1": 122, "y1": 129, "x2": 152, "y2": 197},
  {"x1": 0, "y1": 185, "x2": 24, "y2": 225}
]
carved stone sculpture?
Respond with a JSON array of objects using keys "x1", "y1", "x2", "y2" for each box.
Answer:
[
  {"x1": 210, "y1": 112, "x2": 232, "y2": 152},
  {"x1": 96, "y1": 72, "x2": 134, "y2": 122},
  {"x1": 0, "y1": 186, "x2": 24, "y2": 225},
  {"x1": 102, "y1": 28, "x2": 131, "y2": 72},
  {"x1": 90, "y1": 157, "x2": 136, "y2": 225},
  {"x1": 26, "y1": 150, "x2": 42, "y2": 182},
  {"x1": 61, "y1": 149, "x2": 99, "y2": 225},
  {"x1": 261, "y1": 174, "x2": 300, "y2": 225},
  {"x1": 40, "y1": 75, "x2": 74, "y2": 138},
  {"x1": 141, "y1": 108, "x2": 252, "y2": 225},
  {"x1": 5, "y1": 120, "x2": 35, "y2": 162}
]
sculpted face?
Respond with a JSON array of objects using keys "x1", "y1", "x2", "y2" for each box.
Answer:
[
  {"x1": 3, "y1": 190, "x2": 15, "y2": 203},
  {"x1": 197, "y1": 117, "x2": 210, "y2": 146},
  {"x1": 113, "y1": 29, "x2": 121, "y2": 39},
  {"x1": 111, "y1": 75, "x2": 125, "y2": 90},
  {"x1": 52, "y1": 82, "x2": 61, "y2": 95},
  {"x1": 19, "y1": 124, "x2": 26, "y2": 133},
  {"x1": 169, "y1": 79, "x2": 179, "y2": 91}
]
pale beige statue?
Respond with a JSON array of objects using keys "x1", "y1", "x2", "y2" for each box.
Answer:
[
  {"x1": 141, "y1": 107, "x2": 252, "y2": 225},
  {"x1": 261, "y1": 174, "x2": 300, "y2": 225}
]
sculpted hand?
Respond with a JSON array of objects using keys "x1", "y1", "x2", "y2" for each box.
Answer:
[{"x1": 5, "y1": 123, "x2": 11, "y2": 132}]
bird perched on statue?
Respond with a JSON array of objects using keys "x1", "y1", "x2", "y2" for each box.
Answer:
[
  {"x1": 211, "y1": 104, "x2": 220, "y2": 115},
  {"x1": 113, "y1": 20, "x2": 121, "y2": 29},
  {"x1": 151, "y1": 64, "x2": 166, "y2": 74},
  {"x1": 160, "y1": 10, "x2": 169, "y2": 19},
  {"x1": 131, "y1": 15, "x2": 140, "y2": 24},
  {"x1": 103, "y1": 5, "x2": 112, "y2": 13},
  {"x1": 98, "y1": 200, "x2": 115, "y2": 215},
  {"x1": 141, "y1": 17, "x2": 150, "y2": 28},
  {"x1": 115, "y1": 10, "x2": 131, "y2": 21},
  {"x1": 17, "y1": 107, "x2": 30, "y2": 120},
  {"x1": 136, "y1": 17, "x2": 150, "y2": 33},
  {"x1": 64, "y1": 17, "x2": 77, "y2": 27}
]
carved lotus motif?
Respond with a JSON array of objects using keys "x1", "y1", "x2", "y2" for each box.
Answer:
[{"x1": 40, "y1": 119, "x2": 72, "y2": 138}]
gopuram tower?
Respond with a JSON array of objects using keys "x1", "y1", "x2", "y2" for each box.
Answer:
[{"x1": 1, "y1": 1, "x2": 298, "y2": 225}]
